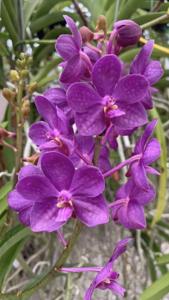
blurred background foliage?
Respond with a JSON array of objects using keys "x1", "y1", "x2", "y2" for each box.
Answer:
[{"x1": 0, "y1": 0, "x2": 169, "y2": 299}]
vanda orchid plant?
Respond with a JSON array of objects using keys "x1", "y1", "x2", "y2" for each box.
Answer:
[{"x1": 6, "y1": 15, "x2": 163, "y2": 299}]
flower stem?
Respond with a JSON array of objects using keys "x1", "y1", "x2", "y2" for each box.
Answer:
[
  {"x1": 60, "y1": 266, "x2": 102, "y2": 273},
  {"x1": 103, "y1": 154, "x2": 141, "y2": 178},
  {"x1": 0, "y1": 221, "x2": 83, "y2": 299},
  {"x1": 14, "y1": 80, "x2": 24, "y2": 184},
  {"x1": 141, "y1": 9, "x2": 169, "y2": 29}
]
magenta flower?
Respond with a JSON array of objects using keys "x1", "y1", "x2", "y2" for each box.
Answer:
[
  {"x1": 56, "y1": 16, "x2": 92, "y2": 84},
  {"x1": 43, "y1": 87, "x2": 73, "y2": 121},
  {"x1": 111, "y1": 178, "x2": 155, "y2": 229},
  {"x1": 84, "y1": 237, "x2": 132, "y2": 299},
  {"x1": 113, "y1": 20, "x2": 142, "y2": 47},
  {"x1": 29, "y1": 95, "x2": 73, "y2": 155},
  {"x1": 129, "y1": 119, "x2": 161, "y2": 190},
  {"x1": 67, "y1": 54, "x2": 148, "y2": 136},
  {"x1": 130, "y1": 40, "x2": 163, "y2": 109},
  {"x1": 70, "y1": 135, "x2": 111, "y2": 172},
  {"x1": 8, "y1": 152, "x2": 109, "y2": 232}
]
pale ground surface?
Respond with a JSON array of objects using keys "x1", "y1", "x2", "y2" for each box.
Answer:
[{"x1": 19, "y1": 221, "x2": 168, "y2": 300}]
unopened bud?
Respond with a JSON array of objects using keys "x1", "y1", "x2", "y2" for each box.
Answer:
[
  {"x1": 21, "y1": 99, "x2": 30, "y2": 119},
  {"x1": 27, "y1": 82, "x2": 38, "y2": 94},
  {"x1": 19, "y1": 52, "x2": 25, "y2": 60},
  {"x1": 0, "y1": 128, "x2": 16, "y2": 139},
  {"x1": 20, "y1": 69, "x2": 29, "y2": 78},
  {"x1": 2, "y1": 88, "x2": 16, "y2": 102},
  {"x1": 96, "y1": 15, "x2": 107, "y2": 34},
  {"x1": 10, "y1": 70, "x2": 20, "y2": 82},
  {"x1": 80, "y1": 26, "x2": 94, "y2": 43},
  {"x1": 113, "y1": 20, "x2": 142, "y2": 47}
]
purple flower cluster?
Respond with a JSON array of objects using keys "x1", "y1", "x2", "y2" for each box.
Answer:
[{"x1": 8, "y1": 15, "x2": 162, "y2": 299}]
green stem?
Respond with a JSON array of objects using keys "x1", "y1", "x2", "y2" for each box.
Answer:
[
  {"x1": 14, "y1": 80, "x2": 23, "y2": 184},
  {"x1": 141, "y1": 10, "x2": 169, "y2": 29},
  {"x1": 0, "y1": 221, "x2": 83, "y2": 300}
]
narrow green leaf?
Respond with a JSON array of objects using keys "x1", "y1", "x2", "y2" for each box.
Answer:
[
  {"x1": 30, "y1": 12, "x2": 64, "y2": 33},
  {"x1": 0, "y1": 239, "x2": 26, "y2": 288},
  {"x1": 0, "y1": 42, "x2": 9, "y2": 56},
  {"x1": 33, "y1": 57, "x2": 61, "y2": 82},
  {"x1": 118, "y1": 0, "x2": 141, "y2": 19},
  {"x1": 132, "y1": 12, "x2": 166, "y2": 25},
  {"x1": 1, "y1": 1, "x2": 18, "y2": 44},
  {"x1": 0, "y1": 181, "x2": 12, "y2": 201},
  {"x1": 24, "y1": 0, "x2": 42, "y2": 28},
  {"x1": 0, "y1": 225, "x2": 31, "y2": 259},
  {"x1": 150, "y1": 108, "x2": 167, "y2": 226},
  {"x1": 34, "y1": 0, "x2": 64, "y2": 18},
  {"x1": 157, "y1": 254, "x2": 169, "y2": 265},
  {"x1": 140, "y1": 272, "x2": 169, "y2": 300}
]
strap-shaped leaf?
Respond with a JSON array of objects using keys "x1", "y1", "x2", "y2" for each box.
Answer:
[
  {"x1": 150, "y1": 108, "x2": 167, "y2": 226},
  {"x1": 140, "y1": 272, "x2": 169, "y2": 300},
  {"x1": 0, "y1": 225, "x2": 31, "y2": 260}
]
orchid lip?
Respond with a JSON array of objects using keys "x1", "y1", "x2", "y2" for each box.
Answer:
[{"x1": 56, "y1": 190, "x2": 73, "y2": 208}]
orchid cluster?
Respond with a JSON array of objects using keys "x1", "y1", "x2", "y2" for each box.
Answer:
[{"x1": 8, "y1": 16, "x2": 162, "y2": 299}]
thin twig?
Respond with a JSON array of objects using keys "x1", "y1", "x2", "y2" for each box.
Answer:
[{"x1": 72, "y1": 0, "x2": 88, "y2": 26}]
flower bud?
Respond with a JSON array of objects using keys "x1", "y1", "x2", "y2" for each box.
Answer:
[
  {"x1": 0, "y1": 128, "x2": 16, "y2": 139},
  {"x1": 21, "y1": 99, "x2": 30, "y2": 119},
  {"x1": 20, "y1": 69, "x2": 29, "y2": 78},
  {"x1": 96, "y1": 15, "x2": 107, "y2": 34},
  {"x1": 2, "y1": 88, "x2": 16, "y2": 102},
  {"x1": 10, "y1": 70, "x2": 20, "y2": 82},
  {"x1": 113, "y1": 20, "x2": 142, "y2": 47},
  {"x1": 80, "y1": 26, "x2": 94, "y2": 43},
  {"x1": 27, "y1": 82, "x2": 38, "y2": 94}
]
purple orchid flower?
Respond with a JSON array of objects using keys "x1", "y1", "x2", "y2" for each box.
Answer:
[
  {"x1": 8, "y1": 152, "x2": 109, "y2": 232},
  {"x1": 67, "y1": 54, "x2": 148, "y2": 136},
  {"x1": 70, "y1": 135, "x2": 111, "y2": 173},
  {"x1": 111, "y1": 178, "x2": 155, "y2": 229},
  {"x1": 43, "y1": 87, "x2": 73, "y2": 121},
  {"x1": 29, "y1": 95, "x2": 73, "y2": 155},
  {"x1": 107, "y1": 20, "x2": 141, "y2": 55},
  {"x1": 56, "y1": 15, "x2": 92, "y2": 84},
  {"x1": 84, "y1": 237, "x2": 132, "y2": 299},
  {"x1": 129, "y1": 119, "x2": 161, "y2": 190},
  {"x1": 130, "y1": 40, "x2": 163, "y2": 109}
]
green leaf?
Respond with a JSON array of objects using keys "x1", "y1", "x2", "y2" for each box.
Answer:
[
  {"x1": 0, "y1": 42, "x2": 9, "y2": 56},
  {"x1": 0, "y1": 181, "x2": 12, "y2": 201},
  {"x1": 140, "y1": 272, "x2": 169, "y2": 300},
  {"x1": 30, "y1": 12, "x2": 65, "y2": 33},
  {"x1": 118, "y1": 0, "x2": 141, "y2": 19},
  {"x1": 24, "y1": 0, "x2": 42, "y2": 28},
  {"x1": 0, "y1": 121, "x2": 8, "y2": 128},
  {"x1": 33, "y1": 57, "x2": 61, "y2": 82},
  {"x1": 0, "y1": 224, "x2": 31, "y2": 260},
  {"x1": 157, "y1": 254, "x2": 169, "y2": 265},
  {"x1": 132, "y1": 12, "x2": 167, "y2": 25},
  {"x1": 34, "y1": 0, "x2": 65, "y2": 18},
  {"x1": 1, "y1": 0, "x2": 18, "y2": 44},
  {"x1": 0, "y1": 239, "x2": 26, "y2": 288},
  {"x1": 150, "y1": 108, "x2": 167, "y2": 226}
]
